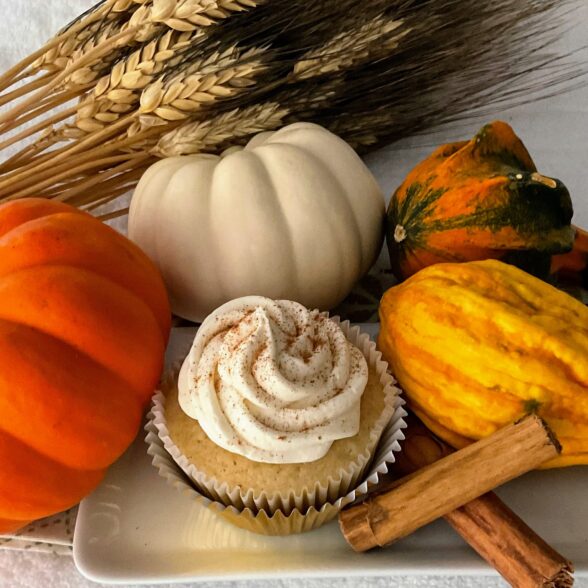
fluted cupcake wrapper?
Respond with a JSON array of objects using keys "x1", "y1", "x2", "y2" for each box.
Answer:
[{"x1": 146, "y1": 319, "x2": 407, "y2": 535}]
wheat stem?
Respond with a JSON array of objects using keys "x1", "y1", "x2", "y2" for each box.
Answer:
[
  {"x1": 4, "y1": 152, "x2": 146, "y2": 200},
  {"x1": 0, "y1": 89, "x2": 82, "y2": 136},
  {"x1": 97, "y1": 206, "x2": 130, "y2": 221},
  {"x1": 84, "y1": 189, "x2": 132, "y2": 210},
  {"x1": 0, "y1": 40, "x2": 67, "y2": 93},
  {"x1": 80, "y1": 167, "x2": 152, "y2": 207},
  {"x1": 0, "y1": 0, "x2": 580, "y2": 209},
  {"x1": 7, "y1": 69, "x2": 41, "y2": 87},
  {"x1": 68, "y1": 176, "x2": 146, "y2": 208},
  {"x1": 0, "y1": 145, "x2": 38, "y2": 174},
  {"x1": 0, "y1": 116, "x2": 171, "y2": 199},
  {"x1": 0, "y1": 139, "x2": 74, "y2": 178},
  {"x1": 0, "y1": 92, "x2": 77, "y2": 138},
  {"x1": 0, "y1": 73, "x2": 54, "y2": 107},
  {"x1": 87, "y1": 174, "x2": 147, "y2": 207},
  {"x1": 40, "y1": 171, "x2": 110, "y2": 198},
  {"x1": 0, "y1": 116, "x2": 134, "y2": 193},
  {"x1": 0, "y1": 121, "x2": 165, "y2": 200},
  {"x1": 0, "y1": 26, "x2": 139, "y2": 127},
  {"x1": 0, "y1": 106, "x2": 78, "y2": 155},
  {"x1": 52, "y1": 155, "x2": 151, "y2": 203},
  {"x1": 39, "y1": 164, "x2": 144, "y2": 201}
]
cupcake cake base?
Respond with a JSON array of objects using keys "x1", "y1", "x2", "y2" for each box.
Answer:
[{"x1": 163, "y1": 360, "x2": 388, "y2": 509}]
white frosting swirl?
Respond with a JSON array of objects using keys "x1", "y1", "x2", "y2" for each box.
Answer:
[{"x1": 178, "y1": 296, "x2": 368, "y2": 464}]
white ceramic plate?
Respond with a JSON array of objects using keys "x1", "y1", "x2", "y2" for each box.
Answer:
[{"x1": 73, "y1": 327, "x2": 588, "y2": 584}]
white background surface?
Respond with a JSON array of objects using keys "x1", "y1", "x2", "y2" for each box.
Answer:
[{"x1": 0, "y1": 1, "x2": 587, "y2": 587}]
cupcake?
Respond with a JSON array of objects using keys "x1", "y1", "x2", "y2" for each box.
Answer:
[{"x1": 148, "y1": 296, "x2": 405, "y2": 534}]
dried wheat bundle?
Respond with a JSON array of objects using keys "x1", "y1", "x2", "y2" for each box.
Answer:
[{"x1": 0, "y1": 0, "x2": 583, "y2": 216}]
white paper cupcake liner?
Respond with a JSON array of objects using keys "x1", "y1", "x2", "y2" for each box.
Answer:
[{"x1": 146, "y1": 319, "x2": 407, "y2": 535}]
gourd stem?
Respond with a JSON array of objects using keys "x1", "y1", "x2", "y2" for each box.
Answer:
[
  {"x1": 530, "y1": 172, "x2": 557, "y2": 189},
  {"x1": 394, "y1": 224, "x2": 407, "y2": 243}
]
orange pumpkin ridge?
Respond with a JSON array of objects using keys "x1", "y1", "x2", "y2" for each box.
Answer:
[
  {"x1": 0, "y1": 320, "x2": 144, "y2": 469},
  {"x1": 0, "y1": 198, "x2": 85, "y2": 238},
  {"x1": 0, "y1": 210, "x2": 170, "y2": 340},
  {"x1": 0, "y1": 266, "x2": 165, "y2": 400},
  {"x1": 0, "y1": 427, "x2": 104, "y2": 523}
]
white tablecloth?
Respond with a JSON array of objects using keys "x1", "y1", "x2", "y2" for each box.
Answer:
[{"x1": 1, "y1": 1, "x2": 587, "y2": 586}]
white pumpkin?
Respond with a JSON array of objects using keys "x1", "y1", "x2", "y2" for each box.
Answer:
[{"x1": 128, "y1": 122, "x2": 385, "y2": 322}]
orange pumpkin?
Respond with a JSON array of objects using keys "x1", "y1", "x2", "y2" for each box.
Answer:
[
  {"x1": 386, "y1": 121, "x2": 575, "y2": 280},
  {"x1": 0, "y1": 198, "x2": 170, "y2": 533}
]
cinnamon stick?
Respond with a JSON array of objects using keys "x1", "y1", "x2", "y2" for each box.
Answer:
[
  {"x1": 391, "y1": 416, "x2": 574, "y2": 588},
  {"x1": 339, "y1": 415, "x2": 560, "y2": 553},
  {"x1": 447, "y1": 493, "x2": 573, "y2": 588}
]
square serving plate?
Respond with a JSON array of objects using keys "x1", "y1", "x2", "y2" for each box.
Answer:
[{"x1": 73, "y1": 327, "x2": 588, "y2": 584}]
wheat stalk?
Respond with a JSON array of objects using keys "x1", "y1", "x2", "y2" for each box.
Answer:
[
  {"x1": 0, "y1": 24, "x2": 143, "y2": 133},
  {"x1": 126, "y1": 0, "x2": 260, "y2": 43},
  {"x1": 153, "y1": 102, "x2": 288, "y2": 156},
  {"x1": 0, "y1": 0, "x2": 581, "y2": 206},
  {"x1": 1, "y1": 0, "x2": 260, "y2": 102},
  {"x1": 136, "y1": 46, "x2": 265, "y2": 125},
  {"x1": 0, "y1": 0, "x2": 120, "y2": 92},
  {"x1": 3, "y1": 152, "x2": 146, "y2": 201},
  {"x1": 83, "y1": 0, "x2": 262, "y2": 82},
  {"x1": 72, "y1": 29, "x2": 194, "y2": 133},
  {"x1": 31, "y1": 2, "x2": 132, "y2": 76},
  {"x1": 149, "y1": 0, "x2": 259, "y2": 31},
  {"x1": 59, "y1": 158, "x2": 152, "y2": 205},
  {"x1": 0, "y1": 0, "x2": 263, "y2": 160},
  {"x1": 293, "y1": 16, "x2": 408, "y2": 80},
  {"x1": 63, "y1": 41, "x2": 264, "y2": 146},
  {"x1": 61, "y1": 19, "x2": 136, "y2": 91}
]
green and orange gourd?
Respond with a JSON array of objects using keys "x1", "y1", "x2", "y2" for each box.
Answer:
[
  {"x1": 386, "y1": 121, "x2": 575, "y2": 281},
  {"x1": 0, "y1": 198, "x2": 170, "y2": 533}
]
